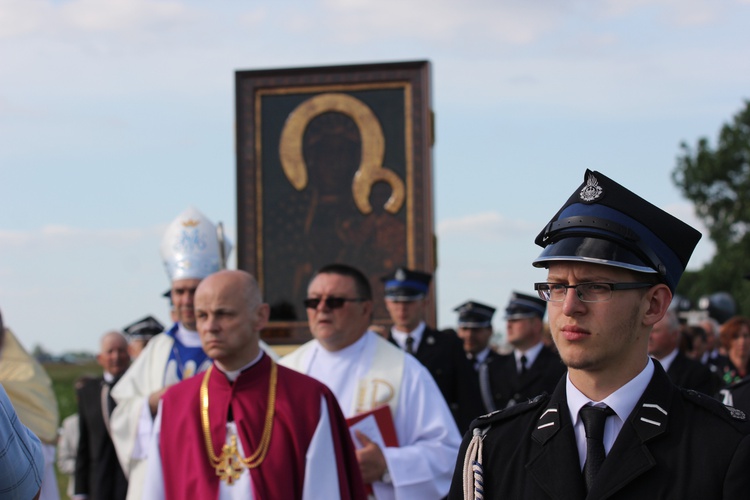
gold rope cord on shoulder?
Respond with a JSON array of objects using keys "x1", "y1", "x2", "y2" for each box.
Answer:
[{"x1": 200, "y1": 362, "x2": 278, "y2": 485}]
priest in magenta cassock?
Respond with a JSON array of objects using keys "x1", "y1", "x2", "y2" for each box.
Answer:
[
  {"x1": 111, "y1": 208, "x2": 277, "y2": 500},
  {"x1": 143, "y1": 270, "x2": 366, "y2": 500}
]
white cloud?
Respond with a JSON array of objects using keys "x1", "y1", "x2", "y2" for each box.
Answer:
[
  {"x1": 0, "y1": 224, "x2": 164, "y2": 249},
  {"x1": 59, "y1": 0, "x2": 188, "y2": 32},
  {"x1": 437, "y1": 211, "x2": 536, "y2": 241},
  {"x1": 0, "y1": 0, "x2": 191, "y2": 40},
  {"x1": 317, "y1": 0, "x2": 564, "y2": 45},
  {"x1": 0, "y1": 0, "x2": 49, "y2": 38},
  {"x1": 238, "y1": 6, "x2": 268, "y2": 29},
  {"x1": 600, "y1": 0, "x2": 725, "y2": 26}
]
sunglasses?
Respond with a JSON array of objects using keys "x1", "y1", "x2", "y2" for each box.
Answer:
[{"x1": 303, "y1": 297, "x2": 367, "y2": 310}]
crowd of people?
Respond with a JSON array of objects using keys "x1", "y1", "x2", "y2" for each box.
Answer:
[{"x1": 3, "y1": 169, "x2": 750, "y2": 499}]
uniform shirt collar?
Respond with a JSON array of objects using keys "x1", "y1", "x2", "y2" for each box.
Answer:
[
  {"x1": 652, "y1": 348, "x2": 679, "y2": 372},
  {"x1": 391, "y1": 321, "x2": 426, "y2": 352},
  {"x1": 473, "y1": 347, "x2": 491, "y2": 364},
  {"x1": 567, "y1": 358, "x2": 654, "y2": 469},
  {"x1": 515, "y1": 341, "x2": 544, "y2": 367},
  {"x1": 567, "y1": 357, "x2": 654, "y2": 427}
]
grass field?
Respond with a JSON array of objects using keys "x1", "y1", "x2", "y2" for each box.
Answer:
[
  {"x1": 44, "y1": 361, "x2": 101, "y2": 499},
  {"x1": 46, "y1": 361, "x2": 101, "y2": 421}
]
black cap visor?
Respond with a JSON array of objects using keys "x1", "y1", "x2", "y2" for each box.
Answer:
[{"x1": 532, "y1": 236, "x2": 658, "y2": 275}]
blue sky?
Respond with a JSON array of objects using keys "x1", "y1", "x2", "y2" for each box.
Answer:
[{"x1": 1, "y1": 0, "x2": 749, "y2": 354}]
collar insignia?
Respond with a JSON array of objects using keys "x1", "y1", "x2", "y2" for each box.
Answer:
[
  {"x1": 579, "y1": 173, "x2": 604, "y2": 203},
  {"x1": 395, "y1": 268, "x2": 406, "y2": 281}
]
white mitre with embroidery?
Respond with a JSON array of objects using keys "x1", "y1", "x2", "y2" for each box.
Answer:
[{"x1": 160, "y1": 207, "x2": 233, "y2": 281}]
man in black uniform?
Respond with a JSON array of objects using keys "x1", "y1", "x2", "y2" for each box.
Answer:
[
  {"x1": 122, "y1": 315, "x2": 164, "y2": 360},
  {"x1": 381, "y1": 267, "x2": 466, "y2": 428},
  {"x1": 454, "y1": 301, "x2": 502, "y2": 428},
  {"x1": 491, "y1": 292, "x2": 566, "y2": 409},
  {"x1": 449, "y1": 170, "x2": 750, "y2": 500}
]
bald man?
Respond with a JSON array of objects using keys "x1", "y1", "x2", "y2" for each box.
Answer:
[{"x1": 143, "y1": 270, "x2": 365, "y2": 499}]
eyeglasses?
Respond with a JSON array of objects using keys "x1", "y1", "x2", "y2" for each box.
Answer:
[
  {"x1": 534, "y1": 282, "x2": 654, "y2": 303},
  {"x1": 303, "y1": 297, "x2": 367, "y2": 310}
]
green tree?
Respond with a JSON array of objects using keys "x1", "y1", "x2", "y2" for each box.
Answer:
[
  {"x1": 31, "y1": 343, "x2": 52, "y2": 361},
  {"x1": 672, "y1": 100, "x2": 750, "y2": 315}
]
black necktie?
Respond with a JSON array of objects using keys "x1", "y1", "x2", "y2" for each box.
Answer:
[
  {"x1": 579, "y1": 405, "x2": 615, "y2": 491},
  {"x1": 405, "y1": 336, "x2": 415, "y2": 354},
  {"x1": 520, "y1": 355, "x2": 528, "y2": 375},
  {"x1": 101, "y1": 381, "x2": 117, "y2": 434}
]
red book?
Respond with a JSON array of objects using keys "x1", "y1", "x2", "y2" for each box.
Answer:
[
  {"x1": 346, "y1": 404, "x2": 398, "y2": 448},
  {"x1": 346, "y1": 405, "x2": 399, "y2": 493}
]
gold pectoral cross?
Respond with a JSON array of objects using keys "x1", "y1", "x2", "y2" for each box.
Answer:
[
  {"x1": 201, "y1": 364, "x2": 277, "y2": 486},
  {"x1": 215, "y1": 436, "x2": 244, "y2": 485}
]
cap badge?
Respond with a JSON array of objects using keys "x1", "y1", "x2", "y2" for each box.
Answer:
[
  {"x1": 395, "y1": 268, "x2": 406, "y2": 281},
  {"x1": 579, "y1": 173, "x2": 603, "y2": 203}
]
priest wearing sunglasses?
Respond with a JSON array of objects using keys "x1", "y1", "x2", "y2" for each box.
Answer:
[{"x1": 282, "y1": 263, "x2": 461, "y2": 500}]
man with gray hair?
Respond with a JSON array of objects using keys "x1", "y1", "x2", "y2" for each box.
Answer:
[
  {"x1": 75, "y1": 331, "x2": 131, "y2": 500},
  {"x1": 649, "y1": 309, "x2": 716, "y2": 394},
  {"x1": 700, "y1": 316, "x2": 729, "y2": 367}
]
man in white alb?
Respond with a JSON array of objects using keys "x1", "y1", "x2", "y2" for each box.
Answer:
[
  {"x1": 281, "y1": 263, "x2": 461, "y2": 499},
  {"x1": 110, "y1": 207, "x2": 274, "y2": 500}
]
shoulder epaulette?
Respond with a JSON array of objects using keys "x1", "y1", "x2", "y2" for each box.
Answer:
[
  {"x1": 470, "y1": 393, "x2": 550, "y2": 432},
  {"x1": 682, "y1": 388, "x2": 748, "y2": 423},
  {"x1": 728, "y1": 376, "x2": 750, "y2": 391}
]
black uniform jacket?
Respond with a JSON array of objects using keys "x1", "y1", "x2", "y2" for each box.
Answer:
[
  {"x1": 725, "y1": 376, "x2": 750, "y2": 415},
  {"x1": 75, "y1": 377, "x2": 128, "y2": 500},
  {"x1": 665, "y1": 350, "x2": 719, "y2": 396},
  {"x1": 458, "y1": 349, "x2": 504, "y2": 433},
  {"x1": 488, "y1": 345, "x2": 567, "y2": 409},
  {"x1": 448, "y1": 362, "x2": 750, "y2": 500},
  {"x1": 389, "y1": 326, "x2": 466, "y2": 425}
]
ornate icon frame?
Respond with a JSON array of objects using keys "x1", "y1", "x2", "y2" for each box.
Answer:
[{"x1": 235, "y1": 61, "x2": 436, "y2": 344}]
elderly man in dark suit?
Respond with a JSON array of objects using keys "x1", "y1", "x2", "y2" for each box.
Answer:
[
  {"x1": 649, "y1": 308, "x2": 717, "y2": 395},
  {"x1": 75, "y1": 331, "x2": 130, "y2": 500},
  {"x1": 449, "y1": 170, "x2": 750, "y2": 500}
]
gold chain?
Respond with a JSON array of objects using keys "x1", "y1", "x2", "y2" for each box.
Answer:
[{"x1": 200, "y1": 362, "x2": 277, "y2": 484}]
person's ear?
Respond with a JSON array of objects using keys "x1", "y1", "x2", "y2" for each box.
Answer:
[{"x1": 642, "y1": 284, "x2": 672, "y2": 327}]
